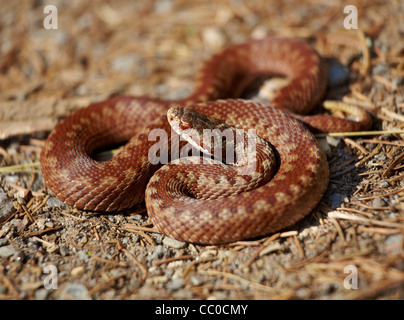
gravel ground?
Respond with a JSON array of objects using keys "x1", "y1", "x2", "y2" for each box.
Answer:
[{"x1": 0, "y1": 0, "x2": 403, "y2": 300}]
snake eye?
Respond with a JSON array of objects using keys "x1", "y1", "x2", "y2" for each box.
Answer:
[{"x1": 180, "y1": 122, "x2": 190, "y2": 130}]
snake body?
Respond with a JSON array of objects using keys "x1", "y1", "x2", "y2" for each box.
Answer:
[{"x1": 40, "y1": 37, "x2": 371, "y2": 244}]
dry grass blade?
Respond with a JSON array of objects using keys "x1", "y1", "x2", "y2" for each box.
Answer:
[
  {"x1": 117, "y1": 241, "x2": 148, "y2": 282},
  {"x1": 360, "y1": 188, "x2": 404, "y2": 200},
  {"x1": 328, "y1": 211, "x2": 404, "y2": 229},
  {"x1": 121, "y1": 223, "x2": 159, "y2": 234},
  {"x1": 315, "y1": 130, "x2": 404, "y2": 138},
  {"x1": 382, "y1": 151, "x2": 404, "y2": 178},
  {"x1": 0, "y1": 162, "x2": 41, "y2": 174},
  {"x1": 87, "y1": 273, "x2": 126, "y2": 296},
  {"x1": 244, "y1": 233, "x2": 280, "y2": 268}
]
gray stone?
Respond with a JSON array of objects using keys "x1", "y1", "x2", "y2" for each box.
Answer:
[
  {"x1": 154, "y1": 0, "x2": 173, "y2": 13},
  {"x1": 372, "y1": 197, "x2": 387, "y2": 208},
  {"x1": 385, "y1": 234, "x2": 403, "y2": 253},
  {"x1": 151, "y1": 245, "x2": 165, "y2": 260},
  {"x1": 111, "y1": 53, "x2": 142, "y2": 74},
  {"x1": 163, "y1": 237, "x2": 187, "y2": 249},
  {"x1": 34, "y1": 288, "x2": 51, "y2": 300},
  {"x1": 0, "y1": 245, "x2": 17, "y2": 258},
  {"x1": 166, "y1": 278, "x2": 184, "y2": 291},
  {"x1": 46, "y1": 197, "x2": 65, "y2": 208},
  {"x1": 374, "y1": 154, "x2": 386, "y2": 161},
  {"x1": 327, "y1": 58, "x2": 350, "y2": 87},
  {"x1": 5, "y1": 175, "x2": 18, "y2": 184},
  {"x1": 58, "y1": 283, "x2": 91, "y2": 300},
  {"x1": 329, "y1": 193, "x2": 343, "y2": 209},
  {"x1": 77, "y1": 250, "x2": 90, "y2": 261},
  {"x1": 59, "y1": 245, "x2": 69, "y2": 256},
  {"x1": 326, "y1": 135, "x2": 341, "y2": 147},
  {"x1": 0, "y1": 193, "x2": 15, "y2": 224},
  {"x1": 373, "y1": 64, "x2": 389, "y2": 75}
]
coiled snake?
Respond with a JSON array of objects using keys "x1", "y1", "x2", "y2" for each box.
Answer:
[{"x1": 40, "y1": 37, "x2": 371, "y2": 244}]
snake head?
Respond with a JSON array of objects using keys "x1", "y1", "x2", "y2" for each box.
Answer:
[{"x1": 167, "y1": 106, "x2": 252, "y2": 166}]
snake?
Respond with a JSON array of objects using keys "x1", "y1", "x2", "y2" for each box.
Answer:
[{"x1": 40, "y1": 36, "x2": 372, "y2": 244}]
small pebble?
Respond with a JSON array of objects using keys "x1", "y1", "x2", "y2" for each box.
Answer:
[
  {"x1": 372, "y1": 197, "x2": 386, "y2": 208},
  {"x1": 0, "y1": 191, "x2": 7, "y2": 202},
  {"x1": 77, "y1": 250, "x2": 90, "y2": 261},
  {"x1": 326, "y1": 136, "x2": 341, "y2": 148},
  {"x1": 35, "y1": 288, "x2": 50, "y2": 300},
  {"x1": 46, "y1": 197, "x2": 65, "y2": 208},
  {"x1": 393, "y1": 77, "x2": 404, "y2": 87},
  {"x1": 162, "y1": 237, "x2": 187, "y2": 249},
  {"x1": 36, "y1": 218, "x2": 46, "y2": 230},
  {"x1": 130, "y1": 214, "x2": 143, "y2": 221},
  {"x1": 372, "y1": 63, "x2": 389, "y2": 75},
  {"x1": 166, "y1": 278, "x2": 184, "y2": 291},
  {"x1": 295, "y1": 287, "x2": 311, "y2": 299},
  {"x1": 327, "y1": 58, "x2": 350, "y2": 87},
  {"x1": 317, "y1": 138, "x2": 331, "y2": 157},
  {"x1": 5, "y1": 175, "x2": 19, "y2": 184},
  {"x1": 385, "y1": 234, "x2": 403, "y2": 253},
  {"x1": 374, "y1": 154, "x2": 386, "y2": 161},
  {"x1": 154, "y1": 0, "x2": 173, "y2": 14},
  {"x1": 151, "y1": 245, "x2": 165, "y2": 260},
  {"x1": 58, "y1": 283, "x2": 91, "y2": 300},
  {"x1": 59, "y1": 245, "x2": 69, "y2": 256},
  {"x1": 71, "y1": 266, "x2": 85, "y2": 276},
  {"x1": 329, "y1": 193, "x2": 343, "y2": 209},
  {"x1": 202, "y1": 27, "x2": 224, "y2": 50},
  {"x1": 111, "y1": 53, "x2": 142, "y2": 74},
  {"x1": 190, "y1": 275, "x2": 204, "y2": 286},
  {"x1": 0, "y1": 245, "x2": 17, "y2": 258}
]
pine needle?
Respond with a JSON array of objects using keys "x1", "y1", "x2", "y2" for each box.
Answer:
[
  {"x1": 315, "y1": 130, "x2": 404, "y2": 138},
  {"x1": 0, "y1": 162, "x2": 41, "y2": 174}
]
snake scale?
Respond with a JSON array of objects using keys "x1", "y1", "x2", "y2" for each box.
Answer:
[{"x1": 40, "y1": 37, "x2": 371, "y2": 244}]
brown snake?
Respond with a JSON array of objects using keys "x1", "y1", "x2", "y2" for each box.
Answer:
[{"x1": 40, "y1": 37, "x2": 371, "y2": 244}]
